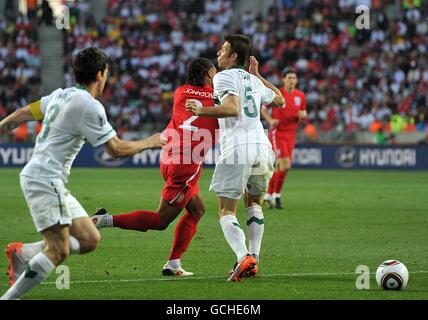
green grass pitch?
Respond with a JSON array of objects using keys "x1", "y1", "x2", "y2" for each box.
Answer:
[{"x1": 0, "y1": 168, "x2": 427, "y2": 300}]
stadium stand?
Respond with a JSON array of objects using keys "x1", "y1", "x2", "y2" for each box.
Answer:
[
  {"x1": 0, "y1": 1, "x2": 42, "y2": 143},
  {"x1": 1, "y1": 0, "x2": 428, "y2": 143}
]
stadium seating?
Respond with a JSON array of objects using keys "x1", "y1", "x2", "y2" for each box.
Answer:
[{"x1": 1, "y1": 0, "x2": 428, "y2": 143}]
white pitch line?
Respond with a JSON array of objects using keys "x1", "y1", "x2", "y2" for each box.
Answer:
[{"x1": 38, "y1": 270, "x2": 428, "y2": 286}]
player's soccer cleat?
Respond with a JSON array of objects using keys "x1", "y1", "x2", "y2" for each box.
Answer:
[
  {"x1": 275, "y1": 197, "x2": 283, "y2": 209},
  {"x1": 263, "y1": 199, "x2": 275, "y2": 209},
  {"x1": 162, "y1": 264, "x2": 194, "y2": 277},
  {"x1": 92, "y1": 208, "x2": 109, "y2": 229},
  {"x1": 228, "y1": 254, "x2": 259, "y2": 278},
  {"x1": 6, "y1": 242, "x2": 25, "y2": 286},
  {"x1": 227, "y1": 254, "x2": 258, "y2": 282}
]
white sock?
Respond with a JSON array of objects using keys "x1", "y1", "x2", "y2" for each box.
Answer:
[
  {"x1": 166, "y1": 259, "x2": 181, "y2": 269},
  {"x1": 220, "y1": 215, "x2": 248, "y2": 262},
  {"x1": 273, "y1": 193, "x2": 281, "y2": 199},
  {"x1": 1, "y1": 252, "x2": 55, "y2": 300},
  {"x1": 69, "y1": 236, "x2": 80, "y2": 255},
  {"x1": 263, "y1": 193, "x2": 273, "y2": 201},
  {"x1": 247, "y1": 205, "x2": 264, "y2": 259},
  {"x1": 101, "y1": 215, "x2": 113, "y2": 227},
  {"x1": 21, "y1": 236, "x2": 80, "y2": 261}
]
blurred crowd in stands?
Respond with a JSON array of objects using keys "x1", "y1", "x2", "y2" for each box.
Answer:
[{"x1": 1, "y1": 0, "x2": 428, "y2": 144}]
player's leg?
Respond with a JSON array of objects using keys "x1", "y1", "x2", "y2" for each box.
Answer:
[
  {"x1": 1, "y1": 224, "x2": 69, "y2": 300},
  {"x1": 244, "y1": 191, "x2": 264, "y2": 265},
  {"x1": 244, "y1": 143, "x2": 276, "y2": 272},
  {"x1": 163, "y1": 192, "x2": 205, "y2": 276},
  {"x1": 6, "y1": 178, "x2": 83, "y2": 286},
  {"x1": 218, "y1": 196, "x2": 257, "y2": 282},
  {"x1": 272, "y1": 157, "x2": 290, "y2": 208},
  {"x1": 273, "y1": 137, "x2": 295, "y2": 209},
  {"x1": 92, "y1": 198, "x2": 180, "y2": 231},
  {"x1": 263, "y1": 131, "x2": 278, "y2": 208},
  {"x1": 92, "y1": 163, "x2": 202, "y2": 232},
  {"x1": 211, "y1": 145, "x2": 257, "y2": 281},
  {"x1": 69, "y1": 217, "x2": 100, "y2": 253}
]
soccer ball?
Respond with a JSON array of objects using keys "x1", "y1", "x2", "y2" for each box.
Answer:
[{"x1": 375, "y1": 260, "x2": 409, "y2": 290}]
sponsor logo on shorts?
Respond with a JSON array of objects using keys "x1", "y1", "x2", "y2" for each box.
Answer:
[{"x1": 176, "y1": 193, "x2": 185, "y2": 204}]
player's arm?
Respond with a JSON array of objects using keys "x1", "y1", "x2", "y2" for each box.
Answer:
[
  {"x1": 185, "y1": 95, "x2": 240, "y2": 118},
  {"x1": 261, "y1": 106, "x2": 279, "y2": 128},
  {"x1": 0, "y1": 100, "x2": 43, "y2": 133},
  {"x1": 297, "y1": 95, "x2": 307, "y2": 123},
  {"x1": 297, "y1": 110, "x2": 307, "y2": 123},
  {"x1": 249, "y1": 56, "x2": 285, "y2": 108},
  {"x1": 105, "y1": 134, "x2": 166, "y2": 158}
]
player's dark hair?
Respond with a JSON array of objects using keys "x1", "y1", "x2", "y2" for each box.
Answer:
[
  {"x1": 73, "y1": 47, "x2": 108, "y2": 85},
  {"x1": 187, "y1": 58, "x2": 215, "y2": 87},
  {"x1": 224, "y1": 34, "x2": 251, "y2": 67},
  {"x1": 282, "y1": 67, "x2": 297, "y2": 77}
]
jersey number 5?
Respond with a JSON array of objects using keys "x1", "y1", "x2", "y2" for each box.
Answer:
[{"x1": 244, "y1": 86, "x2": 258, "y2": 118}]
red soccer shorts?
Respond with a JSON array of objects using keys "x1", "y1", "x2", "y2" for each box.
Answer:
[
  {"x1": 160, "y1": 162, "x2": 203, "y2": 209},
  {"x1": 269, "y1": 129, "x2": 296, "y2": 159}
]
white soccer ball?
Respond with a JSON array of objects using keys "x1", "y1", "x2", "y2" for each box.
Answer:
[{"x1": 376, "y1": 260, "x2": 409, "y2": 290}]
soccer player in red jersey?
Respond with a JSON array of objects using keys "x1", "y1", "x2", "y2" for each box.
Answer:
[
  {"x1": 261, "y1": 68, "x2": 307, "y2": 209},
  {"x1": 92, "y1": 58, "x2": 219, "y2": 276}
]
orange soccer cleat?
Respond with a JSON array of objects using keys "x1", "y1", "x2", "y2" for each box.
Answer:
[
  {"x1": 227, "y1": 254, "x2": 258, "y2": 282},
  {"x1": 6, "y1": 242, "x2": 25, "y2": 286}
]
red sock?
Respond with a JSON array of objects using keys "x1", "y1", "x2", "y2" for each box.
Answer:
[
  {"x1": 274, "y1": 171, "x2": 287, "y2": 194},
  {"x1": 113, "y1": 210, "x2": 161, "y2": 232},
  {"x1": 267, "y1": 172, "x2": 277, "y2": 195},
  {"x1": 168, "y1": 212, "x2": 201, "y2": 260}
]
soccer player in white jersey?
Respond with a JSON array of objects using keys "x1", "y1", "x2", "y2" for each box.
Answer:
[
  {"x1": 0, "y1": 47, "x2": 165, "y2": 300},
  {"x1": 186, "y1": 35, "x2": 285, "y2": 281}
]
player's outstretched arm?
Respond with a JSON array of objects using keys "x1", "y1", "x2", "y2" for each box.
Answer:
[
  {"x1": 249, "y1": 56, "x2": 285, "y2": 108},
  {"x1": 0, "y1": 101, "x2": 42, "y2": 133},
  {"x1": 105, "y1": 134, "x2": 166, "y2": 158},
  {"x1": 185, "y1": 95, "x2": 240, "y2": 118}
]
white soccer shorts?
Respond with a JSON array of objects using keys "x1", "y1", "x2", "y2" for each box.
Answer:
[
  {"x1": 209, "y1": 143, "x2": 275, "y2": 200},
  {"x1": 20, "y1": 176, "x2": 88, "y2": 232}
]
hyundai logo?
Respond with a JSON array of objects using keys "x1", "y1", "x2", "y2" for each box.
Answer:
[
  {"x1": 94, "y1": 147, "x2": 128, "y2": 167},
  {"x1": 335, "y1": 146, "x2": 358, "y2": 168}
]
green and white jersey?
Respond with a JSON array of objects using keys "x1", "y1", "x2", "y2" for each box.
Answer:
[
  {"x1": 213, "y1": 66, "x2": 275, "y2": 154},
  {"x1": 21, "y1": 86, "x2": 116, "y2": 183}
]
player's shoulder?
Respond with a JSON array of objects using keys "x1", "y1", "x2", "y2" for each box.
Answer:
[
  {"x1": 214, "y1": 69, "x2": 237, "y2": 81},
  {"x1": 69, "y1": 87, "x2": 104, "y2": 112}
]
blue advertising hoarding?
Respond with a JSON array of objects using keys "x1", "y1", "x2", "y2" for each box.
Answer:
[{"x1": 0, "y1": 144, "x2": 427, "y2": 170}]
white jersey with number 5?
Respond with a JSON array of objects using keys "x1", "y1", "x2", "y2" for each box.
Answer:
[
  {"x1": 213, "y1": 66, "x2": 275, "y2": 154},
  {"x1": 20, "y1": 87, "x2": 117, "y2": 183}
]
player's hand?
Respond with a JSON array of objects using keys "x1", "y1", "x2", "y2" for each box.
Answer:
[
  {"x1": 147, "y1": 133, "x2": 167, "y2": 149},
  {"x1": 249, "y1": 56, "x2": 260, "y2": 76},
  {"x1": 270, "y1": 119, "x2": 279, "y2": 128},
  {"x1": 185, "y1": 99, "x2": 202, "y2": 116}
]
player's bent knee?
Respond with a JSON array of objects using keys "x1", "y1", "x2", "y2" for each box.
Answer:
[
  {"x1": 84, "y1": 231, "x2": 101, "y2": 252},
  {"x1": 279, "y1": 165, "x2": 291, "y2": 173},
  {"x1": 158, "y1": 218, "x2": 172, "y2": 231},
  {"x1": 192, "y1": 207, "x2": 205, "y2": 219}
]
